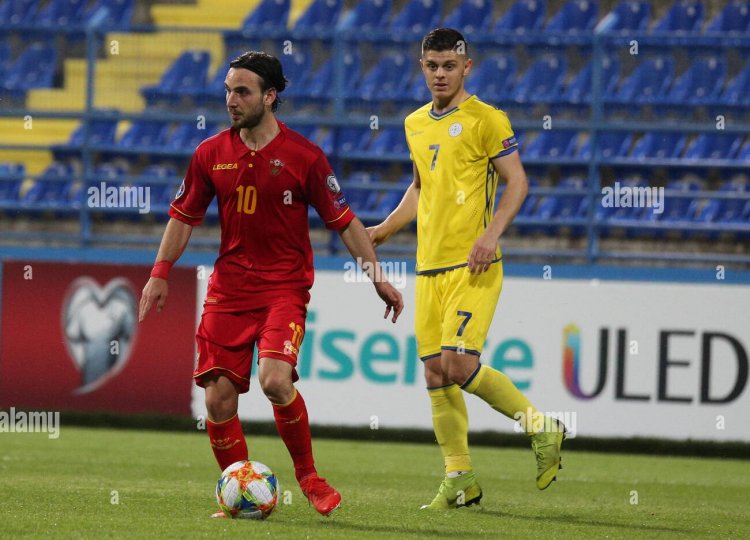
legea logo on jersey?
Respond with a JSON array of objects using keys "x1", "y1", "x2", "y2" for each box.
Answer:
[
  {"x1": 562, "y1": 324, "x2": 590, "y2": 399},
  {"x1": 212, "y1": 163, "x2": 238, "y2": 170},
  {"x1": 62, "y1": 277, "x2": 137, "y2": 394}
]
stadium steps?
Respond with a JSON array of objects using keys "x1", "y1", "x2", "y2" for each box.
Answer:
[
  {"x1": 0, "y1": 118, "x2": 78, "y2": 175},
  {"x1": 150, "y1": 0, "x2": 315, "y2": 29},
  {"x1": 27, "y1": 32, "x2": 225, "y2": 112}
]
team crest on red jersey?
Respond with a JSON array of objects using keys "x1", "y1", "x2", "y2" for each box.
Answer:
[{"x1": 269, "y1": 158, "x2": 285, "y2": 176}]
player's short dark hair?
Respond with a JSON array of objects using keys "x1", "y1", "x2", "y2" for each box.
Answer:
[
  {"x1": 421, "y1": 28, "x2": 468, "y2": 56},
  {"x1": 229, "y1": 51, "x2": 287, "y2": 111}
]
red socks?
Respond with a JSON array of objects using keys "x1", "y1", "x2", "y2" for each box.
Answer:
[
  {"x1": 273, "y1": 389, "x2": 317, "y2": 482},
  {"x1": 206, "y1": 414, "x2": 248, "y2": 471}
]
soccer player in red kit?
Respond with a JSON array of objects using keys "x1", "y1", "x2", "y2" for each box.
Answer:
[{"x1": 139, "y1": 51, "x2": 404, "y2": 517}]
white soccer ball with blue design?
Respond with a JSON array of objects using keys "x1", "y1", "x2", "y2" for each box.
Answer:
[{"x1": 216, "y1": 460, "x2": 279, "y2": 519}]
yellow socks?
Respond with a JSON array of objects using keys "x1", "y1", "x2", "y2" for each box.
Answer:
[
  {"x1": 428, "y1": 384, "x2": 472, "y2": 473},
  {"x1": 462, "y1": 364, "x2": 545, "y2": 435}
]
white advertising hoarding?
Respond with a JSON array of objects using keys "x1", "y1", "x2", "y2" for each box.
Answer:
[{"x1": 193, "y1": 268, "x2": 750, "y2": 442}]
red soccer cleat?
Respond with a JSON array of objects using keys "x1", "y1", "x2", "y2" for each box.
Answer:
[{"x1": 299, "y1": 475, "x2": 341, "y2": 516}]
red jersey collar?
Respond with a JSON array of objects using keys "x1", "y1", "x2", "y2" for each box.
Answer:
[{"x1": 230, "y1": 120, "x2": 287, "y2": 156}]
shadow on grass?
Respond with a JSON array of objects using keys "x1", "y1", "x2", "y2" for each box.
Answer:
[
  {"x1": 478, "y1": 508, "x2": 693, "y2": 534},
  {"x1": 317, "y1": 520, "x2": 494, "y2": 538}
]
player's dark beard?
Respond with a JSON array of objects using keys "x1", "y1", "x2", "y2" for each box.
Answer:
[{"x1": 233, "y1": 104, "x2": 265, "y2": 130}]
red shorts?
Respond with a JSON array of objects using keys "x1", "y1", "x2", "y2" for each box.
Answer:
[{"x1": 194, "y1": 295, "x2": 307, "y2": 393}]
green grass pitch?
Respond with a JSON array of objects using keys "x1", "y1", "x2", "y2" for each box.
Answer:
[{"x1": 1, "y1": 427, "x2": 748, "y2": 539}]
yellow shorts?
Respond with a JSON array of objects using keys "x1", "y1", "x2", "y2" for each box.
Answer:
[{"x1": 415, "y1": 262, "x2": 503, "y2": 361}]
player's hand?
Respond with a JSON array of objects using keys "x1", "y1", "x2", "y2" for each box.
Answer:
[
  {"x1": 139, "y1": 277, "x2": 168, "y2": 322},
  {"x1": 468, "y1": 233, "x2": 498, "y2": 275},
  {"x1": 366, "y1": 224, "x2": 390, "y2": 247},
  {"x1": 374, "y1": 281, "x2": 404, "y2": 323}
]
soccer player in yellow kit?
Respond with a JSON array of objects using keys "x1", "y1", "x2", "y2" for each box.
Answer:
[{"x1": 369, "y1": 28, "x2": 565, "y2": 509}]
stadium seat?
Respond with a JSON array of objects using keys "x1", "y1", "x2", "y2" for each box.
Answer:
[
  {"x1": 36, "y1": 0, "x2": 87, "y2": 26},
  {"x1": 337, "y1": 128, "x2": 371, "y2": 153},
  {"x1": 523, "y1": 130, "x2": 579, "y2": 158},
  {"x1": 668, "y1": 56, "x2": 725, "y2": 104},
  {"x1": 441, "y1": 0, "x2": 493, "y2": 33},
  {"x1": 407, "y1": 70, "x2": 431, "y2": 103},
  {"x1": 279, "y1": 49, "x2": 313, "y2": 97},
  {"x1": 68, "y1": 119, "x2": 119, "y2": 146},
  {"x1": 339, "y1": 0, "x2": 392, "y2": 31},
  {"x1": 141, "y1": 51, "x2": 211, "y2": 103},
  {"x1": 0, "y1": 0, "x2": 39, "y2": 26},
  {"x1": 20, "y1": 162, "x2": 73, "y2": 208},
  {"x1": 738, "y1": 140, "x2": 750, "y2": 161},
  {"x1": 465, "y1": 54, "x2": 517, "y2": 102},
  {"x1": 166, "y1": 122, "x2": 217, "y2": 151},
  {"x1": 1, "y1": 44, "x2": 56, "y2": 92},
  {"x1": 0, "y1": 163, "x2": 24, "y2": 204},
  {"x1": 83, "y1": 0, "x2": 134, "y2": 29},
  {"x1": 294, "y1": 0, "x2": 343, "y2": 32},
  {"x1": 390, "y1": 0, "x2": 442, "y2": 34},
  {"x1": 494, "y1": 0, "x2": 546, "y2": 34},
  {"x1": 722, "y1": 61, "x2": 750, "y2": 106},
  {"x1": 715, "y1": 177, "x2": 750, "y2": 224},
  {"x1": 597, "y1": 177, "x2": 649, "y2": 229},
  {"x1": 368, "y1": 128, "x2": 408, "y2": 155},
  {"x1": 578, "y1": 131, "x2": 633, "y2": 159},
  {"x1": 354, "y1": 52, "x2": 410, "y2": 101},
  {"x1": 683, "y1": 134, "x2": 743, "y2": 160},
  {"x1": 598, "y1": 1, "x2": 650, "y2": 32},
  {"x1": 546, "y1": 0, "x2": 598, "y2": 32},
  {"x1": 342, "y1": 172, "x2": 382, "y2": 212},
  {"x1": 630, "y1": 132, "x2": 686, "y2": 159},
  {"x1": 513, "y1": 55, "x2": 568, "y2": 103},
  {"x1": 613, "y1": 56, "x2": 673, "y2": 103},
  {"x1": 656, "y1": 177, "x2": 703, "y2": 224},
  {"x1": 561, "y1": 55, "x2": 619, "y2": 103},
  {"x1": 118, "y1": 121, "x2": 169, "y2": 149},
  {"x1": 556, "y1": 177, "x2": 588, "y2": 220},
  {"x1": 706, "y1": 1, "x2": 750, "y2": 33},
  {"x1": 305, "y1": 51, "x2": 360, "y2": 99},
  {"x1": 240, "y1": 0, "x2": 290, "y2": 30},
  {"x1": 652, "y1": 0, "x2": 703, "y2": 32}
]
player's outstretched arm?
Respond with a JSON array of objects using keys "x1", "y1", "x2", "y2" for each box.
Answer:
[
  {"x1": 139, "y1": 218, "x2": 194, "y2": 322},
  {"x1": 339, "y1": 217, "x2": 404, "y2": 323},
  {"x1": 468, "y1": 151, "x2": 528, "y2": 274},
  {"x1": 367, "y1": 163, "x2": 421, "y2": 247}
]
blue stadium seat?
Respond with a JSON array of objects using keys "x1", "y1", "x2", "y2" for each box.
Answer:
[
  {"x1": 294, "y1": 0, "x2": 343, "y2": 32},
  {"x1": 0, "y1": 44, "x2": 10, "y2": 77},
  {"x1": 119, "y1": 121, "x2": 169, "y2": 148},
  {"x1": 523, "y1": 130, "x2": 579, "y2": 158},
  {"x1": 339, "y1": 0, "x2": 392, "y2": 30},
  {"x1": 441, "y1": 0, "x2": 493, "y2": 33},
  {"x1": 36, "y1": 0, "x2": 87, "y2": 26},
  {"x1": 368, "y1": 128, "x2": 408, "y2": 155},
  {"x1": 1, "y1": 44, "x2": 56, "y2": 92},
  {"x1": 715, "y1": 178, "x2": 750, "y2": 224},
  {"x1": 21, "y1": 162, "x2": 73, "y2": 208},
  {"x1": 390, "y1": 0, "x2": 442, "y2": 34},
  {"x1": 598, "y1": 1, "x2": 650, "y2": 32},
  {"x1": 0, "y1": 0, "x2": 39, "y2": 25},
  {"x1": 240, "y1": 0, "x2": 290, "y2": 30},
  {"x1": 0, "y1": 163, "x2": 24, "y2": 204},
  {"x1": 465, "y1": 54, "x2": 516, "y2": 102},
  {"x1": 337, "y1": 128, "x2": 371, "y2": 153},
  {"x1": 407, "y1": 69, "x2": 431, "y2": 102},
  {"x1": 556, "y1": 177, "x2": 587, "y2": 221},
  {"x1": 142, "y1": 51, "x2": 211, "y2": 103},
  {"x1": 69, "y1": 119, "x2": 119, "y2": 146},
  {"x1": 306, "y1": 52, "x2": 360, "y2": 99},
  {"x1": 546, "y1": 0, "x2": 598, "y2": 32},
  {"x1": 166, "y1": 122, "x2": 217, "y2": 151},
  {"x1": 136, "y1": 164, "x2": 179, "y2": 203},
  {"x1": 613, "y1": 56, "x2": 673, "y2": 103},
  {"x1": 513, "y1": 55, "x2": 567, "y2": 103},
  {"x1": 722, "y1": 61, "x2": 750, "y2": 106},
  {"x1": 683, "y1": 134, "x2": 743, "y2": 160},
  {"x1": 738, "y1": 139, "x2": 750, "y2": 161},
  {"x1": 706, "y1": 1, "x2": 750, "y2": 33},
  {"x1": 652, "y1": 1, "x2": 703, "y2": 32},
  {"x1": 494, "y1": 0, "x2": 546, "y2": 33},
  {"x1": 578, "y1": 131, "x2": 633, "y2": 159},
  {"x1": 656, "y1": 177, "x2": 702, "y2": 225},
  {"x1": 83, "y1": 0, "x2": 134, "y2": 30},
  {"x1": 355, "y1": 52, "x2": 410, "y2": 101},
  {"x1": 280, "y1": 49, "x2": 312, "y2": 97},
  {"x1": 668, "y1": 56, "x2": 725, "y2": 104},
  {"x1": 561, "y1": 55, "x2": 619, "y2": 103},
  {"x1": 597, "y1": 178, "x2": 649, "y2": 230},
  {"x1": 630, "y1": 132, "x2": 686, "y2": 159},
  {"x1": 342, "y1": 172, "x2": 382, "y2": 212}
]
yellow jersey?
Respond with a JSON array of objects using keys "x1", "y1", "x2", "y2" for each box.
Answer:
[{"x1": 404, "y1": 95, "x2": 518, "y2": 274}]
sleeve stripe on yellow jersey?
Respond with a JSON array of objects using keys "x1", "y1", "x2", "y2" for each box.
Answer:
[{"x1": 491, "y1": 145, "x2": 518, "y2": 159}]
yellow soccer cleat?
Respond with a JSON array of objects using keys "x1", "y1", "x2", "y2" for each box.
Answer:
[
  {"x1": 531, "y1": 418, "x2": 566, "y2": 490},
  {"x1": 420, "y1": 472, "x2": 483, "y2": 510}
]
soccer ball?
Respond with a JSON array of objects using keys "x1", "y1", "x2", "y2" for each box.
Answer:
[{"x1": 216, "y1": 460, "x2": 279, "y2": 519}]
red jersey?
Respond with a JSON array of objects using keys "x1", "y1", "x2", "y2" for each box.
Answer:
[{"x1": 169, "y1": 121, "x2": 355, "y2": 312}]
